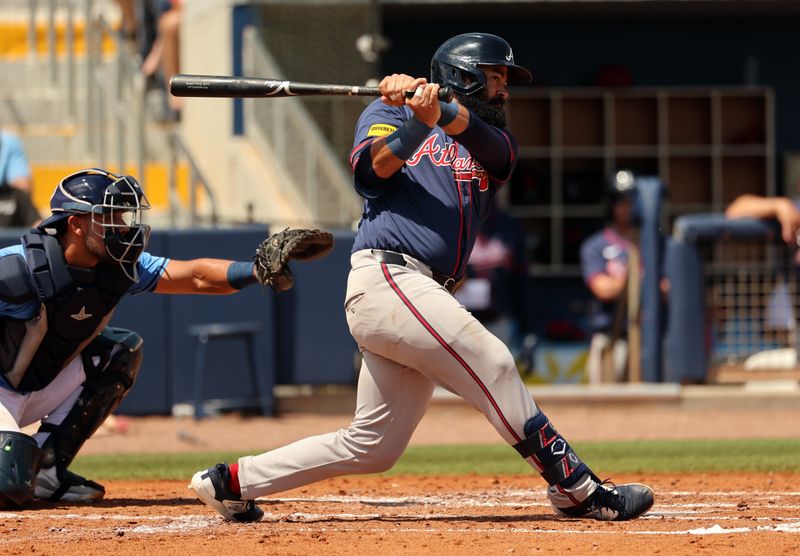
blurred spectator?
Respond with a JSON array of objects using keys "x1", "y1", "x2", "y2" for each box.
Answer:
[
  {"x1": 115, "y1": 0, "x2": 160, "y2": 63},
  {"x1": 141, "y1": 0, "x2": 183, "y2": 120},
  {"x1": 0, "y1": 188, "x2": 41, "y2": 228},
  {"x1": 0, "y1": 130, "x2": 40, "y2": 227},
  {"x1": 580, "y1": 170, "x2": 636, "y2": 383},
  {"x1": 455, "y1": 205, "x2": 529, "y2": 356},
  {"x1": 115, "y1": 0, "x2": 137, "y2": 42},
  {"x1": 726, "y1": 191, "x2": 800, "y2": 366},
  {"x1": 581, "y1": 171, "x2": 669, "y2": 383},
  {"x1": 725, "y1": 193, "x2": 800, "y2": 247},
  {"x1": 0, "y1": 129, "x2": 33, "y2": 193}
]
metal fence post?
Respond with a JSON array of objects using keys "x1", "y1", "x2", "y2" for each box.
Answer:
[
  {"x1": 66, "y1": 0, "x2": 76, "y2": 120},
  {"x1": 28, "y1": 0, "x2": 38, "y2": 60},
  {"x1": 47, "y1": 0, "x2": 57, "y2": 84},
  {"x1": 85, "y1": 1, "x2": 95, "y2": 155}
]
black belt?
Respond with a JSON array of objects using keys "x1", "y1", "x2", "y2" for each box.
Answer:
[{"x1": 371, "y1": 249, "x2": 459, "y2": 293}]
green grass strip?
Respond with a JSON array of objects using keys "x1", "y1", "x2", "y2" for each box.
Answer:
[{"x1": 70, "y1": 438, "x2": 800, "y2": 481}]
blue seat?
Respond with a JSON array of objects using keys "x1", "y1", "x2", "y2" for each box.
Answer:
[{"x1": 188, "y1": 321, "x2": 271, "y2": 419}]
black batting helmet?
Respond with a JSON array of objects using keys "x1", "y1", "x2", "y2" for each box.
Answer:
[
  {"x1": 604, "y1": 169, "x2": 636, "y2": 220},
  {"x1": 430, "y1": 33, "x2": 532, "y2": 96},
  {"x1": 608, "y1": 169, "x2": 636, "y2": 203}
]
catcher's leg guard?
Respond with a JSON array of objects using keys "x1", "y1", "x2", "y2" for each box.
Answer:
[
  {"x1": 0, "y1": 431, "x2": 42, "y2": 508},
  {"x1": 35, "y1": 327, "x2": 142, "y2": 502},
  {"x1": 513, "y1": 412, "x2": 596, "y2": 489}
]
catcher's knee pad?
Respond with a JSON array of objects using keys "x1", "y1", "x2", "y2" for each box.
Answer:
[
  {"x1": 513, "y1": 412, "x2": 592, "y2": 489},
  {"x1": 0, "y1": 432, "x2": 42, "y2": 508},
  {"x1": 39, "y1": 328, "x2": 143, "y2": 471}
]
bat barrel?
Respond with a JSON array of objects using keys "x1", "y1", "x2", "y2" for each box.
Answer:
[
  {"x1": 169, "y1": 74, "x2": 454, "y2": 101},
  {"x1": 168, "y1": 75, "x2": 274, "y2": 97}
]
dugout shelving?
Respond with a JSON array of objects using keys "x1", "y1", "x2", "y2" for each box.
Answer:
[{"x1": 506, "y1": 86, "x2": 775, "y2": 275}]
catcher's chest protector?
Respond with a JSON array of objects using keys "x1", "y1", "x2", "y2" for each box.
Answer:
[{"x1": 0, "y1": 232, "x2": 131, "y2": 391}]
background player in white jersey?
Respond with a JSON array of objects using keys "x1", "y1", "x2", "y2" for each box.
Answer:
[{"x1": 191, "y1": 32, "x2": 655, "y2": 523}]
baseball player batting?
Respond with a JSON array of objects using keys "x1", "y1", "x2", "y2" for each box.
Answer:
[{"x1": 191, "y1": 32, "x2": 655, "y2": 522}]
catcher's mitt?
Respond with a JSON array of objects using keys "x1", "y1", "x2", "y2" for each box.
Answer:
[{"x1": 254, "y1": 228, "x2": 334, "y2": 292}]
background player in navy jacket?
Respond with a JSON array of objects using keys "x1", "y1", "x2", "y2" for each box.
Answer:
[{"x1": 192, "y1": 32, "x2": 655, "y2": 523}]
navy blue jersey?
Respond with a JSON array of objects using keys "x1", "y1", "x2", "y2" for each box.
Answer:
[
  {"x1": 349, "y1": 100, "x2": 516, "y2": 278},
  {"x1": 580, "y1": 227, "x2": 631, "y2": 334}
]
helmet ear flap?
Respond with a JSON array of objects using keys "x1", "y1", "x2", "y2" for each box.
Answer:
[{"x1": 430, "y1": 59, "x2": 486, "y2": 96}]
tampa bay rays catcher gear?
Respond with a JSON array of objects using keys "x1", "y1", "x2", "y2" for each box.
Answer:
[
  {"x1": 34, "y1": 327, "x2": 142, "y2": 502},
  {"x1": 0, "y1": 230, "x2": 137, "y2": 392},
  {"x1": 253, "y1": 228, "x2": 335, "y2": 292},
  {"x1": 430, "y1": 32, "x2": 533, "y2": 97},
  {"x1": 0, "y1": 431, "x2": 42, "y2": 508},
  {"x1": 37, "y1": 168, "x2": 151, "y2": 281}
]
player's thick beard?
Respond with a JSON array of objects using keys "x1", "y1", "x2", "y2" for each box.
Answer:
[{"x1": 458, "y1": 94, "x2": 507, "y2": 128}]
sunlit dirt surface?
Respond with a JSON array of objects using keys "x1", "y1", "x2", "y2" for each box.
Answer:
[{"x1": 3, "y1": 473, "x2": 799, "y2": 555}]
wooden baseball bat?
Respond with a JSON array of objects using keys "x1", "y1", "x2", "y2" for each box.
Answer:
[
  {"x1": 626, "y1": 240, "x2": 643, "y2": 383},
  {"x1": 169, "y1": 74, "x2": 454, "y2": 101}
]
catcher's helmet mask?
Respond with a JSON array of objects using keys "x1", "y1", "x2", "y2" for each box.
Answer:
[
  {"x1": 430, "y1": 32, "x2": 533, "y2": 97},
  {"x1": 38, "y1": 168, "x2": 151, "y2": 281}
]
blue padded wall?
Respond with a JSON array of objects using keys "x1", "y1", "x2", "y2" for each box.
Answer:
[
  {"x1": 0, "y1": 226, "x2": 362, "y2": 412},
  {"x1": 164, "y1": 227, "x2": 276, "y2": 414},
  {"x1": 275, "y1": 229, "x2": 358, "y2": 385},
  {"x1": 112, "y1": 231, "x2": 171, "y2": 414}
]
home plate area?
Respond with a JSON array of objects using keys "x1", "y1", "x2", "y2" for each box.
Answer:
[{"x1": 1, "y1": 474, "x2": 798, "y2": 555}]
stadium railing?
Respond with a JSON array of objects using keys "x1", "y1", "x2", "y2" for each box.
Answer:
[{"x1": 664, "y1": 214, "x2": 799, "y2": 383}]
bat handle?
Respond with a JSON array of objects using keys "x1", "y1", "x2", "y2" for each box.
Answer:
[{"x1": 403, "y1": 86, "x2": 454, "y2": 102}]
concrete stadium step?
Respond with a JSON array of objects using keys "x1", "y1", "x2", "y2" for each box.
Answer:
[
  {"x1": 0, "y1": 58, "x2": 120, "y2": 95},
  {"x1": 5, "y1": 92, "x2": 175, "y2": 164},
  {"x1": 1, "y1": 92, "x2": 86, "y2": 126},
  {"x1": 16, "y1": 128, "x2": 87, "y2": 163},
  {"x1": 10, "y1": 121, "x2": 175, "y2": 166}
]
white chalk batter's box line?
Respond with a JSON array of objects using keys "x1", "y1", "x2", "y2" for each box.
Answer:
[
  {"x1": 2, "y1": 517, "x2": 797, "y2": 539},
  {"x1": 1, "y1": 489, "x2": 799, "y2": 539},
  {"x1": 262, "y1": 490, "x2": 800, "y2": 511}
]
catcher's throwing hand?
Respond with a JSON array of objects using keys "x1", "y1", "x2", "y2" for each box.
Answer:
[{"x1": 254, "y1": 228, "x2": 335, "y2": 292}]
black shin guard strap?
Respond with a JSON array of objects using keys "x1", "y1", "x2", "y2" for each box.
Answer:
[
  {"x1": 513, "y1": 421, "x2": 559, "y2": 458},
  {"x1": 39, "y1": 328, "x2": 142, "y2": 472},
  {"x1": 514, "y1": 413, "x2": 591, "y2": 488}
]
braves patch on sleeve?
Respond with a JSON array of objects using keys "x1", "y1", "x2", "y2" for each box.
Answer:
[{"x1": 367, "y1": 124, "x2": 397, "y2": 137}]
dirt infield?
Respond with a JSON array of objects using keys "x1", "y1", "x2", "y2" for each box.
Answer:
[
  {"x1": 3, "y1": 473, "x2": 799, "y2": 555},
  {"x1": 8, "y1": 400, "x2": 800, "y2": 554}
]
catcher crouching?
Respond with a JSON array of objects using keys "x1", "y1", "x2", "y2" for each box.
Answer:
[{"x1": 0, "y1": 167, "x2": 333, "y2": 508}]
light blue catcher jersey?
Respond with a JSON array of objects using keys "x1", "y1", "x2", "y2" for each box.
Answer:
[{"x1": 0, "y1": 243, "x2": 169, "y2": 320}]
